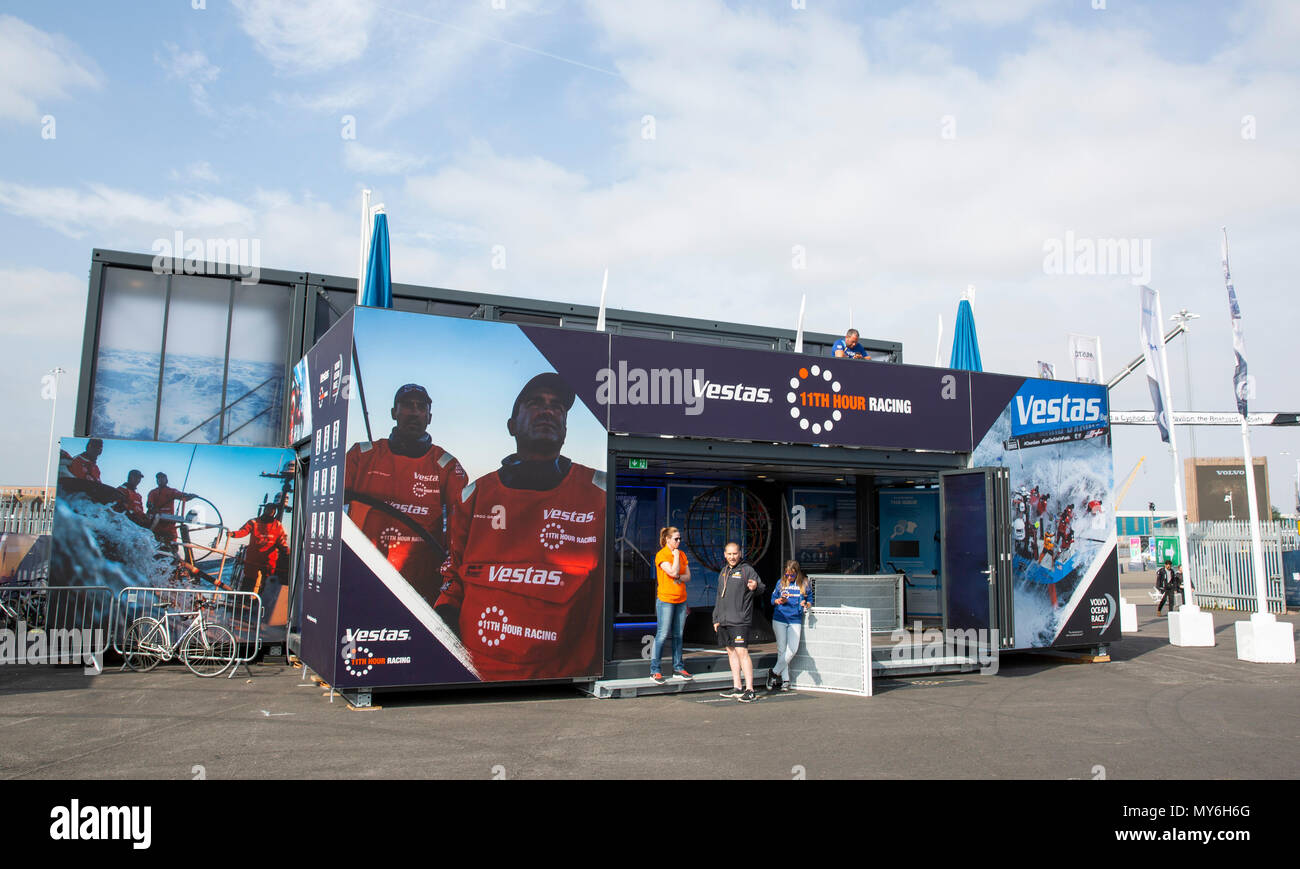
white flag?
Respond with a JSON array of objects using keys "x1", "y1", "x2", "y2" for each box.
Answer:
[
  {"x1": 40, "y1": 372, "x2": 58, "y2": 400},
  {"x1": 1222, "y1": 230, "x2": 1252, "y2": 417},
  {"x1": 1139, "y1": 286, "x2": 1170, "y2": 443},
  {"x1": 1037, "y1": 361, "x2": 1055, "y2": 380},
  {"x1": 1068, "y1": 333, "x2": 1103, "y2": 384}
]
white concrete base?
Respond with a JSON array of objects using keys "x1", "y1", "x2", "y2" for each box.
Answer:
[
  {"x1": 1234, "y1": 613, "x2": 1296, "y2": 664},
  {"x1": 1119, "y1": 597, "x2": 1138, "y2": 633},
  {"x1": 1168, "y1": 604, "x2": 1215, "y2": 647}
]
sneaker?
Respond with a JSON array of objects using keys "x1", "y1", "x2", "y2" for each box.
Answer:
[
  {"x1": 719, "y1": 686, "x2": 744, "y2": 698},
  {"x1": 650, "y1": 672, "x2": 667, "y2": 684},
  {"x1": 738, "y1": 689, "x2": 756, "y2": 703},
  {"x1": 673, "y1": 668, "x2": 693, "y2": 681},
  {"x1": 767, "y1": 677, "x2": 782, "y2": 692},
  {"x1": 780, "y1": 681, "x2": 792, "y2": 692},
  {"x1": 764, "y1": 673, "x2": 776, "y2": 690}
]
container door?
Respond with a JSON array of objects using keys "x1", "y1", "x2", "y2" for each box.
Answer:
[{"x1": 940, "y1": 468, "x2": 1014, "y2": 649}]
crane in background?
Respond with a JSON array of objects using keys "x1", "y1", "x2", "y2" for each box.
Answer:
[{"x1": 1114, "y1": 456, "x2": 1146, "y2": 510}]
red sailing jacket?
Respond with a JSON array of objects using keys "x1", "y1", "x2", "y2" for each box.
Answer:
[
  {"x1": 437, "y1": 463, "x2": 605, "y2": 682},
  {"x1": 116, "y1": 486, "x2": 144, "y2": 519},
  {"x1": 344, "y1": 439, "x2": 468, "y2": 598},
  {"x1": 69, "y1": 453, "x2": 101, "y2": 482},
  {"x1": 230, "y1": 518, "x2": 287, "y2": 574},
  {"x1": 147, "y1": 486, "x2": 189, "y2": 541}
]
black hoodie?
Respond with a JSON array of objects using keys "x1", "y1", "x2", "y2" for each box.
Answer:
[{"x1": 712, "y1": 560, "x2": 765, "y2": 627}]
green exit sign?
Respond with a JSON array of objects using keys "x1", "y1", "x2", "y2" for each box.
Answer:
[{"x1": 628, "y1": 458, "x2": 648, "y2": 470}]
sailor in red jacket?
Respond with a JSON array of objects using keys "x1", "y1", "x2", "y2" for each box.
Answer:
[
  {"x1": 345, "y1": 383, "x2": 468, "y2": 602},
  {"x1": 436, "y1": 373, "x2": 605, "y2": 683},
  {"x1": 229, "y1": 504, "x2": 289, "y2": 594},
  {"x1": 69, "y1": 438, "x2": 104, "y2": 483},
  {"x1": 147, "y1": 472, "x2": 197, "y2": 558}
]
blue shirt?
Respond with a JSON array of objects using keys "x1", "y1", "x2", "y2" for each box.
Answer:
[
  {"x1": 832, "y1": 338, "x2": 867, "y2": 359},
  {"x1": 771, "y1": 580, "x2": 810, "y2": 623}
]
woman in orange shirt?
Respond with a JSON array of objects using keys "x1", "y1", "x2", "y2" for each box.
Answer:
[{"x1": 650, "y1": 526, "x2": 692, "y2": 683}]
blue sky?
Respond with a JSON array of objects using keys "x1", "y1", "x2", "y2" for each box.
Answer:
[{"x1": 2, "y1": 0, "x2": 1298, "y2": 513}]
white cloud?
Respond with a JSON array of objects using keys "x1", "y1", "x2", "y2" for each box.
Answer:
[
  {"x1": 932, "y1": 0, "x2": 1054, "y2": 25},
  {"x1": 0, "y1": 267, "x2": 86, "y2": 338},
  {"x1": 232, "y1": 0, "x2": 377, "y2": 74},
  {"x1": 0, "y1": 181, "x2": 254, "y2": 238},
  {"x1": 156, "y1": 43, "x2": 220, "y2": 114},
  {"x1": 0, "y1": 14, "x2": 102, "y2": 123},
  {"x1": 169, "y1": 161, "x2": 220, "y2": 185},
  {"x1": 343, "y1": 142, "x2": 430, "y2": 175}
]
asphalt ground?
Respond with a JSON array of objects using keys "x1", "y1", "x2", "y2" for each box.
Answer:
[{"x1": 0, "y1": 567, "x2": 1295, "y2": 782}]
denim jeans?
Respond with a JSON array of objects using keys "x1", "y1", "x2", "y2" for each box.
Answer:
[
  {"x1": 652, "y1": 599, "x2": 688, "y2": 673},
  {"x1": 771, "y1": 620, "x2": 803, "y2": 679}
]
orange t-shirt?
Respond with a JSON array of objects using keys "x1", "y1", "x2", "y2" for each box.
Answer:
[{"x1": 656, "y1": 545, "x2": 688, "y2": 604}]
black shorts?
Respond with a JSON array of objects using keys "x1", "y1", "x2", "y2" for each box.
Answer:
[{"x1": 718, "y1": 624, "x2": 750, "y2": 648}]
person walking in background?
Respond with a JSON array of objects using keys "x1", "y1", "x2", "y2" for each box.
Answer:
[
  {"x1": 713, "y1": 542, "x2": 765, "y2": 703},
  {"x1": 767, "y1": 560, "x2": 811, "y2": 692},
  {"x1": 1155, "y1": 557, "x2": 1183, "y2": 615},
  {"x1": 650, "y1": 525, "x2": 692, "y2": 684}
]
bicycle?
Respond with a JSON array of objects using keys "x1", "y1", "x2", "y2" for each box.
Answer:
[{"x1": 122, "y1": 596, "x2": 237, "y2": 677}]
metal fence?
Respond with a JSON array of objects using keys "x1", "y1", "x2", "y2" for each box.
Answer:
[
  {"x1": 0, "y1": 585, "x2": 114, "y2": 669},
  {"x1": 1186, "y1": 521, "x2": 1297, "y2": 614},
  {"x1": 0, "y1": 501, "x2": 54, "y2": 535},
  {"x1": 112, "y1": 586, "x2": 263, "y2": 666}
]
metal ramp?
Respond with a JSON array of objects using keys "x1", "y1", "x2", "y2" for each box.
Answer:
[{"x1": 580, "y1": 667, "x2": 772, "y2": 699}]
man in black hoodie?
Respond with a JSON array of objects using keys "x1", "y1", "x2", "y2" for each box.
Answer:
[{"x1": 713, "y1": 542, "x2": 765, "y2": 702}]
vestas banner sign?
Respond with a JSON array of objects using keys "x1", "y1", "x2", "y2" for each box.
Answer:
[
  {"x1": 521, "y1": 331, "x2": 1019, "y2": 453},
  {"x1": 1006, "y1": 379, "x2": 1109, "y2": 450}
]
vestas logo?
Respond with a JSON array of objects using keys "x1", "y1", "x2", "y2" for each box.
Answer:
[
  {"x1": 595, "y1": 362, "x2": 772, "y2": 416},
  {"x1": 1011, "y1": 381, "x2": 1108, "y2": 437},
  {"x1": 342, "y1": 628, "x2": 411, "y2": 643}
]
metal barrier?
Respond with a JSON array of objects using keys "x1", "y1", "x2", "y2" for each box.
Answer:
[
  {"x1": 1187, "y1": 521, "x2": 1296, "y2": 614},
  {"x1": 113, "y1": 586, "x2": 263, "y2": 667},
  {"x1": 0, "y1": 502, "x2": 54, "y2": 535},
  {"x1": 0, "y1": 584, "x2": 115, "y2": 669}
]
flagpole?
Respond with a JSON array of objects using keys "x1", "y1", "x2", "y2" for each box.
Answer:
[
  {"x1": 1150, "y1": 288, "x2": 1196, "y2": 603},
  {"x1": 934, "y1": 315, "x2": 943, "y2": 367},
  {"x1": 357, "y1": 188, "x2": 372, "y2": 302},
  {"x1": 1223, "y1": 227, "x2": 1270, "y2": 615},
  {"x1": 793, "y1": 295, "x2": 806, "y2": 354},
  {"x1": 43, "y1": 367, "x2": 65, "y2": 498}
]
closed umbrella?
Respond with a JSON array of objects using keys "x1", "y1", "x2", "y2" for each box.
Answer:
[
  {"x1": 360, "y1": 212, "x2": 392, "y2": 309},
  {"x1": 949, "y1": 297, "x2": 982, "y2": 372}
]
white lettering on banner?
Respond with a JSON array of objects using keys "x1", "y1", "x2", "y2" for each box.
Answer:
[
  {"x1": 543, "y1": 508, "x2": 595, "y2": 523},
  {"x1": 487, "y1": 565, "x2": 563, "y2": 586},
  {"x1": 1015, "y1": 395, "x2": 1104, "y2": 427},
  {"x1": 868, "y1": 397, "x2": 912, "y2": 414},
  {"x1": 342, "y1": 628, "x2": 411, "y2": 643}
]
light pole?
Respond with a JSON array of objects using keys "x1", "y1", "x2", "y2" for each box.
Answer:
[
  {"x1": 1170, "y1": 308, "x2": 1200, "y2": 458},
  {"x1": 42, "y1": 366, "x2": 65, "y2": 499},
  {"x1": 1224, "y1": 491, "x2": 1234, "y2": 521}
]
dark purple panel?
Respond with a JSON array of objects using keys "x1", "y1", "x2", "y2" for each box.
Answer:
[
  {"x1": 969, "y1": 370, "x2": 1026, "y2": 446},
  {"x1": 331, "y1": 543, "x2": 477, "y2": 689},
  {"x1": 606, "y1": 336, "x2": 975, "y2": 451}
]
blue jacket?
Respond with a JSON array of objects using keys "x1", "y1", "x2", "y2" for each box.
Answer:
[{"x1": 771, "y1": 579, "x2": 811, "y2": 624}]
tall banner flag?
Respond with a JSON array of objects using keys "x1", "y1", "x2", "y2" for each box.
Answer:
[
  {"x1": 1139, "y1": 286, "x2": 1170, "y2": 443},
  {"x1": 1222, "y1": 231, "x2": 1251, "y2": 417},
  {"x1": 1068, "y1": 333, "x2": 1103, "y2": 384},
  {"x1": 1037, "y1": 361, "x2": 1055, "y2": 379}
]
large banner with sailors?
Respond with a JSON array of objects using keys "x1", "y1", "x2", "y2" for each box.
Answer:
[
  {"x1": 49, "y1": 438, "x2": 297, "y2": 640},
  {"x1": 970, "y1": 377, "x2": 1120, "y2": 649}
]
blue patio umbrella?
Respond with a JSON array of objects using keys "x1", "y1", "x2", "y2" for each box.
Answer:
[
  {"x1": 949, "y1": 297, "x2": 983, "y2": 372},
  {"x1": 360, "y1": 212, "x2": 393, "y2": 309}
]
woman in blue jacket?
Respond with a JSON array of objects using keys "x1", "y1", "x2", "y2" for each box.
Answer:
[{"x1": 767, "y1": 560, "x2": 811, "y2": 691}]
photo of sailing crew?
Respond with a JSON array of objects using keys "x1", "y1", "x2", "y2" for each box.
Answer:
[
  {"x1": 49, "y1": 438, "x2": 297, "y2": 637},
  {"x1": 342, "y1": 309, "x2": 608, "y2": 682}
]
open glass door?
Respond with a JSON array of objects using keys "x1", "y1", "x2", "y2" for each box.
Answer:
[{"x1": 940, "y1": 468, "x2": 1014, "y2": 650}]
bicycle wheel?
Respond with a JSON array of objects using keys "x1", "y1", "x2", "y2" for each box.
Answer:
[
  {"x1": 123, "y1": 618, "x2": 164, "y2": 672},
  {"x1": 181, "y1": 624, "x2": 236, "y2": 677}
]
